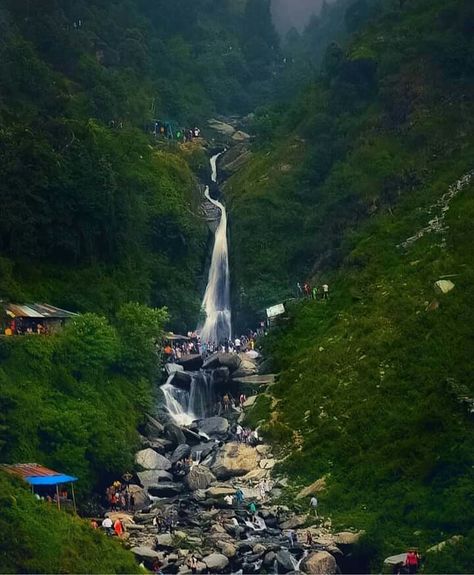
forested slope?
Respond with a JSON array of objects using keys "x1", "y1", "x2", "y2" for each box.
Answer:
[
  {"x1": 0, "y1": 0, "x2": 279, "y2": 330},
  {"x1": 227, "y1": 0, "x2": 474, "y2": 570}
]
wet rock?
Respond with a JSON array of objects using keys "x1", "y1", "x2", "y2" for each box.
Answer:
[
  {"x1": 131, "y1": 546, "x2": 160, "y2": 560},
  {"x1": 148, "y1": 482, "x2": 183, "y2": 498},
  {"x1": 198, "y1": 416, "x2": 229, "y2": 437},
  {"x1": 203, "y1": 552, "x2": 229, "y2": 572},
  {"x1": 165, "y1": 423, "x2": 187, "y2": 447},
  {"x1": 301, "y1": 550, "x2": 337, "y2": 574},
  {"x1": 191, "y1": 442, "x2": 216, "y2": 461},
  {"x1": 276, "y1": 550, "x2": 297, "y2": 572},
  {"x1": 172, "y1": 370, "x2": 193, "y2": 389},
  {"x1": 263, "y1": 550, "x2": 276, "y2": 567},
  {"x1": 186, "y1": 465, "x2": 216, "y2": 491},
  {"x1": 165, "y1": 363, "x2": 184, "y2": 376},
  {"x1": 170, "y1": 444, "x2": 192, "y2": 464},
  {"x1": 177, "y1": 354, "x2": 203, "y2": 371},
  {"x1": 137, "y1": 470, "x2": 173, "y2": 488},
  {"x1": 212, "y1": 366, "x2": 230, "y2": 385},
  {"x1": 211, "y1": 442, "x2": 259, "y2": 479},
  {"x1": 136, "y1": 449, "x2": 172, "y2": 471}
]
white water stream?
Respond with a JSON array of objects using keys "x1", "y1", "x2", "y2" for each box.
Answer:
[{"x1": 197, "y1": 152, "x2": 232, "y2": 345}]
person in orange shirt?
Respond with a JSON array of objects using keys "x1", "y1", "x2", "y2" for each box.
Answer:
[{"x1": 113, "y1": 518, "x2": 124, "y2": 537}]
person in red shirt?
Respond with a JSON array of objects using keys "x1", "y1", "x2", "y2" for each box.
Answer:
[
  {"x1": 405, "y1": 549, "x2": 420, "y2": 574},
  {"x1": 113, "y1": 518, "x2": 124, "y2": 537}
]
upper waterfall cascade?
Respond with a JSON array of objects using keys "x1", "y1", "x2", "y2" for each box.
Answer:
[{"x1": 197, "y1": 152, "x2": 232, "y2": 345}]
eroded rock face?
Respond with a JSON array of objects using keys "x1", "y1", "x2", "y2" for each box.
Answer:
[
  {"x1": 185, "y1": 465, "x2": 216, "y2": 491},
  {"x1": 301, "y1": 550, "x2": 337, "y2": 574},
  {"x1": 211, "y1": 442, "x2": 259, "y2": 479},
  {"x1": 135, "y1": 448, "x2": 172, "y2": 471}
]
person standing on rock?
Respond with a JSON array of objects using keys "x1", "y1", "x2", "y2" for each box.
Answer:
[
  {"x1": 224, "y1": 494, "x2": 234, "y2": 506},
  {"x1": 405, "y1": 549, "x2": 421, "y2": 574},
  {"x1": 310, "y1": 495, "x2": 318, "y2": 517},
  {"x1": 235, "y1": 487, "x2": 244, "y2": 507},
  {"x1": 236, "y1": 423, "x2": 243, "y2": 442},
  {"x1": 239, "y1": 393, "x2": 246, "y2": 409},
  {"x1": 235, "y1": 337, "x2": 241, "y2": 352},
  {"x1": 306, "y1": 530, "x2": 313, "y2": 546},
  {"x1": 248, "y1": 501, "x2": 257, "y2": 516},
  {"x1": 223, "y1": 393, "x2": 230, "y2": 412}
]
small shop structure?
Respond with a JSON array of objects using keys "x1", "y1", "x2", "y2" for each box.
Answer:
[
  {"x1": 2, "y1": 302, "x2": 77, "y2": 335},
  {"x1": 1, "y1": 463, "x2": 78, "y2": 512}
]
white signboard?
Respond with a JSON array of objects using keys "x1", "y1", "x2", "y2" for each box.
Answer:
[{"x1": 266, "y1": 303, "x2": 285, "y2": 319}]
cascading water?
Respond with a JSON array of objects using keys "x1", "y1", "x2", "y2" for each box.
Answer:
[
  {"x1": 162, "y1": 372, "x2": 216, "y2": 426},
  {"x1": 197, "y1": 152, "x2": 232, "y2": 345},
  {"x1": 162, "y1": 152, "x2": 230, "y2": 426}
]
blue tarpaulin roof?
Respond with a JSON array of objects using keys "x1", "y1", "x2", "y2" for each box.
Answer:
[{"x1": 26, "y1": 474, "x2": 78, "y2": 486}]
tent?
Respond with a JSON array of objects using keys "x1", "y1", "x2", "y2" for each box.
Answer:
[{"x1": 1, "y1": 463, "x2": 78, "y2": 511}]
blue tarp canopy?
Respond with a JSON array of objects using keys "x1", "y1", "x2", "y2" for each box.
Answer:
[{"x1": 26, "y1": 474, "x2": 78, "y2": 486}]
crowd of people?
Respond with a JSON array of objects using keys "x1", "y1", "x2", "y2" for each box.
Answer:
[
  {"x1": 296, "y1": 281, "x2": 329, "y2": 300},
  {"x1": 163, "y1": 331, "x2": 260, "y2": 362},
  {"x1": 4, "y1": 318, "x2": 51, "y2": 336},
  {"x1": 105, "y1": 481, "x2": 135, "y2": 512}
]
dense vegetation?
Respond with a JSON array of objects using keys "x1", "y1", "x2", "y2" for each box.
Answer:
[
  {"x1": 0, "y1": 472, "x2": 140, "y2": 573},
  {"x1": 230, "y1": 0, "x2": 474, "y2": 570},
  {"x1": 0, "y1": 0, "x2": 281, "y2": 331},
  {"x1": 0, "y1": 304, "x2": 168, "y2": 495}
]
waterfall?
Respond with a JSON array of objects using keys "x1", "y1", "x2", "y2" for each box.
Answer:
[
  {"x1": 197, "y1": 152, "x2": 232, "y2": 345},
  {"x1": 162, "y1": 372, "x2": 216, "y2": 426}
]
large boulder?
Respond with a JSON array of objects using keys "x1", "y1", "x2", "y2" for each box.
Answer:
[
  {"x1": 205, "y1": 485, "x2": 235, "y2": 497},
  {"x1": 280, "y1": 514, "x2": 309, "y2": 530},
  {"x1": 131, "y1": 546, "x2": 160, "y2": 560},
  {"x1": 232, "y1": 356, "x2": 258, "y2": 378},
  {"x1": 198, "y1": 416, "x2": 229, "y2": 437},
  {"x1": 170, "y1": 444, "x2": 192, "y2": 464},
  {"x1": 203, "y1": 552, "x2": 229, "y2": 572},
  {"x1": 171, "y1": 370, "x2": 193, "y2": 389},
  {"x1": 203, "y1": 353, "x2": 241, "y2": 372},
  {"x1": 165, "y1": 363, "x2": 184, "y2": 376},
  {"x1": 333, "y1": 531, "x2": 364, "y2": 546},
  {"x1": 155, "y1": 533, "x2": 174, "y2": 548},
  {"x1": 137, "y1": 470, "x2": 173, "y2": 488},
  {"x1": 211, "y1": 442, "x2": 259, "y2": 479},
  {"x1": 186, "y1": 465, "x2": 216, "y2": 491},
  {"x1": 135, "y1": 449, "x2": 172, "y2": 471},
  {"x1": 128, "y1": 484, "x2": 149, "y2": 508},
  {"x1": 301, "y1": 551, "x2": 337, "y2": 574},
  {"x1": 148, "y1": 482, "x2": 183, "y2": 498},
  {"x1": 177, "y1": 354, "x2": 203, "y2": 371}
]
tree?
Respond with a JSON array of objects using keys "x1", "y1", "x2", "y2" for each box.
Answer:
[{"x1": 115, "y1": 302, "x2": 168, "y2": 376}]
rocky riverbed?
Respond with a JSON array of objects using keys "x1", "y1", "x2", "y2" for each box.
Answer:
[{"x1": 104, "y1": 353, "x2": 362, "y2": 574}]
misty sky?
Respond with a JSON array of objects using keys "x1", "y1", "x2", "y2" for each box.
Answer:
[{"x1": 271, "y1": 0, "x2": 330, "y2": 35}]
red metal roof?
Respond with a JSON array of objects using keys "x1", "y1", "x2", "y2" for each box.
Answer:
[{"x1": 1, "y1": 463, "x2": 63, "y2": 479}]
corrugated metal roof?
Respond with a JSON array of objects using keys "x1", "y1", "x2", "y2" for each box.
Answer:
[
  {"x1": 0, "y1": 463, "x2": 78, "y2": 485},
  {"x1": 5, "y1": 303, "x2": 77, "y2": 319}
]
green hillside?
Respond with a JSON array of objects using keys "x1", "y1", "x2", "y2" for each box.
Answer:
[
  {"x1": 0, "y1": 472, "x2": 140, "y2": 574},
  {"x1": 228, "y1": 0, "x2": 474, "y2": 570}
]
